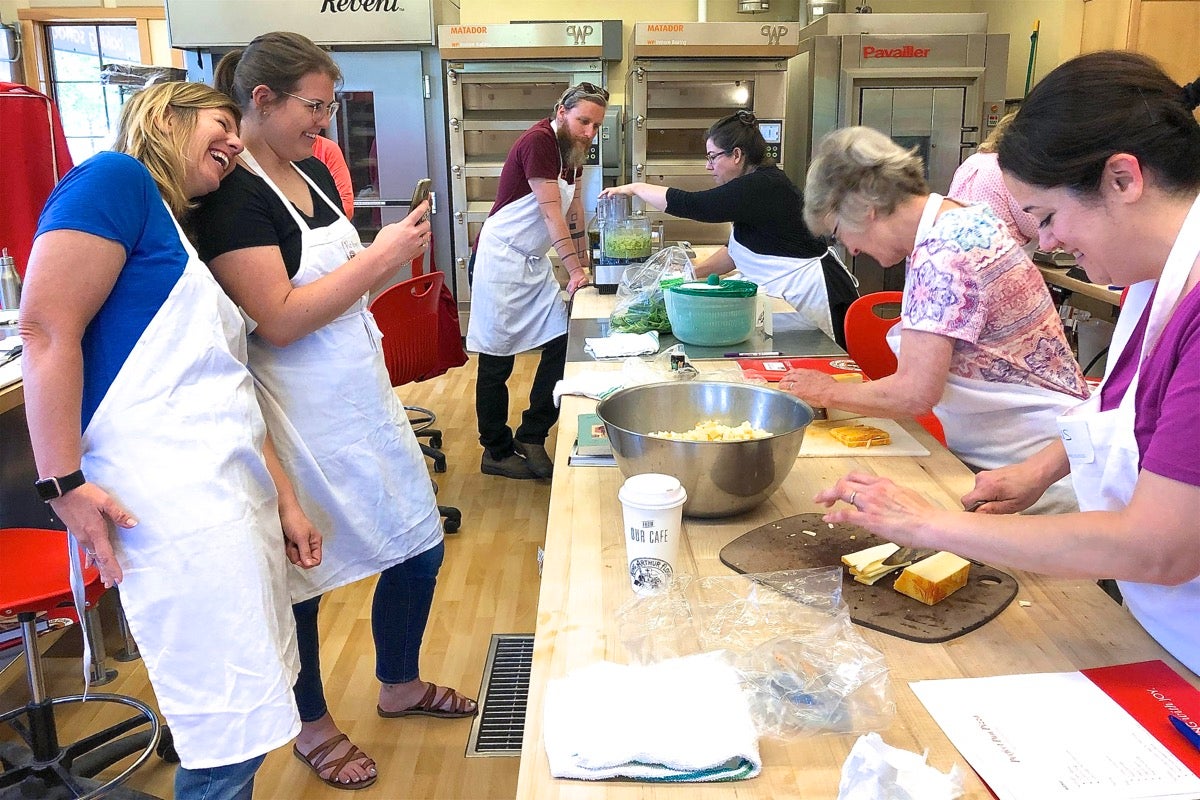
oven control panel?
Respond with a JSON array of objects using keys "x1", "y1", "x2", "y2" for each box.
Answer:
[{"x1": 758, "y1": 119, "x2": 783, "y2": 162}]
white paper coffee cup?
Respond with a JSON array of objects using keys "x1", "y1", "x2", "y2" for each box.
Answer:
[{"x1": 617, "y1": 473, "x2": 688, "y2": 594}]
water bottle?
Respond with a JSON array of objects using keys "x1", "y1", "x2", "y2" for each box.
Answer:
[{"x1": 0, "y1": 249, "x2": 21, "y2": 311}]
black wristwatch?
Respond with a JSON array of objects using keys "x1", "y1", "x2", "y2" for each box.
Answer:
[{"x1": 34, "y1": 470, "x2": 86, "y2": 502}]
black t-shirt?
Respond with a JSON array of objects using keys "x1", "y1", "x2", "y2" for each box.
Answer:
[
  {"x1": 194, "y1": 157, "x2": 342, "y2": 278},
  {"x1": 664, "y1": 165, "x2": 828, "y2": 259}
]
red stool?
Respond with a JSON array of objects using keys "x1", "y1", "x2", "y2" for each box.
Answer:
[
  {"x1": 0, "y1": 527, "x2": 160, "y2": 799},
  {"x1": 844, "y1": 293, "x2": 948, "y2": 446}
]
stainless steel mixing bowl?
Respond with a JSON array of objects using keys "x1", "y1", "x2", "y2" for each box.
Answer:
[{"x1": 596, "y1": 381, "x2": 815, "y2": 518}]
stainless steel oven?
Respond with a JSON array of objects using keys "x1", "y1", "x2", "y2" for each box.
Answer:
[
  {"x1": 439, "y1": 21, "x2": 622, "y2": 330},
  {"x1": 625, "y1": 21, "x2": 801, "y2": 247},
  {"x1": 787, "y1": 13, "x2": 1009, "y2": 293}
]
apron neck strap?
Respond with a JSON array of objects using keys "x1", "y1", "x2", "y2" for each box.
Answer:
[
  {"x1": 239, "y1": 148, "x2": 345, "y2": 231},
  {"x1": 1139, "y1": 191, "x2": 1200, "y2": 361},
  {"x1": 914, "y1": 193, "x2": 945, "y2": 246},
  {"x1": 1112, "y1": 190, "x2": 1200, "y2": 410}
]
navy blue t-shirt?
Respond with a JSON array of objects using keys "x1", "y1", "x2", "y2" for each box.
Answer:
[{"x1": 36, "y1": 152, "x2": 190, "y2": 430}]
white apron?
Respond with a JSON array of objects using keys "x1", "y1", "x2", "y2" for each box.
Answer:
[
  {"x1": 80, "y1": 206, "x2": 299, "y2": 769},
  {"x1": 239, "y1": 151, "x2": 441, "y2": 603},
  {"x1": 1058, "y1": 192, "x2": 1200, "y2": 674},
  {"x1": 726, "y1": 233, "x2": 844, "y2": 339},
  {"x1": 466, "y1": 156, "x2": 574, "y2": 356},
  {"x1": 891, "y1": 194, "x2": 1083, "y2": 513}
]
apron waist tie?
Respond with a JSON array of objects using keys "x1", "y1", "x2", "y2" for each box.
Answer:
[{"x1": 67, "y1": 534, "x2": 93, "y2": 698}]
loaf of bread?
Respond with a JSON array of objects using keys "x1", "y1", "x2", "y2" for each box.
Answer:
[
  {"x1": 893, "y1": 551, "x2": 971, "y2": 605},
  {"x1": 829, "y1": 424, "x2": 891, "y2": 448}
]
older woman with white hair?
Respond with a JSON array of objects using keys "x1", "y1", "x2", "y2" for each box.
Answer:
[{"x1": 778, "y1": 125, "x2": 1089, "y2": 513}]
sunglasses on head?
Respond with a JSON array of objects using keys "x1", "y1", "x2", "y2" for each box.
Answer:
[{"x1": 560, "y1": 81, "x2": 610, "y2": 105}]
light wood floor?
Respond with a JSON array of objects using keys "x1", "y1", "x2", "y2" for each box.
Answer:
[{"x1": 0, "y1": 353, "x2": 555, "y2": 799}]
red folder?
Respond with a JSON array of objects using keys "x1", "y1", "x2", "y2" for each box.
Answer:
[{"x1": 1081, "y1": 660, "x2": 1200, "y2": 776}]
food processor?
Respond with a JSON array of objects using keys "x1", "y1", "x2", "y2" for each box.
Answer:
[{"x1": 594, "y1": 195, "x2": 653, "y2": 294}]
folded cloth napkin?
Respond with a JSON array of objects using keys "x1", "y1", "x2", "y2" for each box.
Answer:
[
  {"x1": 544, "y1": 651, "x2": 761, "y2": 782},
  {"x1": 552, "y1": 373, "x2": 624, "y2": 407},
  {"x1": 584, "y1": 330, "x2": 660, "y2": 359}
]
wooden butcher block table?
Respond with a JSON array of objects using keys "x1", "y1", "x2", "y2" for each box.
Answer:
[{"x1": 516, "y1": 296, "x2": 1200, "y2": 799}]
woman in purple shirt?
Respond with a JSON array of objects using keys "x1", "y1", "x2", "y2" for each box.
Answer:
[{"x1": 814, "y1": 51, "x2": 1200, "y2": 675}]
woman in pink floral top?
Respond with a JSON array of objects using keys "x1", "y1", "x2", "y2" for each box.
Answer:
[{"x1": 780, "y1": 125, "x2": 1088, "y2": 513}]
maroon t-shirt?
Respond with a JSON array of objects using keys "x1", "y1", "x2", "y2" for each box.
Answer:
[
  {"x1": 488, "y1": 118, "x2": 580, "y2": 218},
  {"x1": 1100, "y1": 282, "x2": 1200, "y2": 485}
]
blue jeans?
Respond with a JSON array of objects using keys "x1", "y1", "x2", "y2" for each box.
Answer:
[
  {"x1": 174, "y1": 753, "x2": 265, "y2": 800},
  {"x1": 293, "y1": 542, "x2": 445, "y2": 722}
]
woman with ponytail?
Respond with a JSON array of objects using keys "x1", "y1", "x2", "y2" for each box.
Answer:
[
  {"x1": 814, "y1": 51, "x2": 1200, "y2": 675},
  {"x1": 194, "y1": 31, "x2": 474, "y2": 791}
]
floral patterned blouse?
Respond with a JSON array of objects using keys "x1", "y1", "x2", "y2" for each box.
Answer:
[{"x1": 903, "y1": 202, "x2": 1091, "y2": 400}]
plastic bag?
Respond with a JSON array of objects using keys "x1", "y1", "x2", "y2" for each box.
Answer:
[
  {"x1": 617, "y1": 568, "x2": 895, "y2": 740},
  {"x1": 609, "y1": 246, "x2": 694, "y2": 334},
  {"x1": 618, "y1": 344, "x2": 699, "y2": 386}
]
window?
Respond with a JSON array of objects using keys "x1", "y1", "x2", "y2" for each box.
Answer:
[{"x1": 45, "y1": 23, "x2": 140, "y2": 163}]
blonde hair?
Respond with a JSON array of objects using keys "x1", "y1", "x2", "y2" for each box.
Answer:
[
  {"x1": 977, "y1": 111, "x2": 1017, "y2": 154},
  {"x1": 803, "y1": 126, "x2": 927, "y2": 235},
  {"x1": 112, "y1": 82, "x2": 241, "y2": 218}
]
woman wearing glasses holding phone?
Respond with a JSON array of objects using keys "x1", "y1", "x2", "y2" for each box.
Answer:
[
  {"x1": 194, "y1": 31, "x2": 475, "y2": 791},
  {"x1": 602, "y1": 111, "x2": 858, "y2": 345}
]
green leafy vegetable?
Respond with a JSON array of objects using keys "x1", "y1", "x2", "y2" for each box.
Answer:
[{"x1": 610, "y1": 297, "x2": 671, "y2": 333}]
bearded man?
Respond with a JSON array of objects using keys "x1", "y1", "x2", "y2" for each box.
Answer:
[{"x1": 466, "y1": 82, "x2": 607, "y2": 480}]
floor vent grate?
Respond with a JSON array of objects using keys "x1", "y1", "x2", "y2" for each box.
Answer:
[{"x1": 465, "y1": 634, "x2": 533, "y2": 757}]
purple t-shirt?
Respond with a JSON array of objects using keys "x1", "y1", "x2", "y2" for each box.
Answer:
[
  {"x1": 1100, "y1": 283, "x2": 1200, "y2": 486},
  {"x1": 488, "y1": 118, "x2": 579, "y2": 218}
]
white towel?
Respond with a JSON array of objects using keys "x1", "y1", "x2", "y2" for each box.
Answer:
[
  {"x1": 584, "y1": 331, "x2": 660, "y2": 359},
  {"x1": 552, "y1": 373, "x2": 624, "y2": 407},
  {"x1": 544, "y1": 652, "x2": 761, "y2": 782}
]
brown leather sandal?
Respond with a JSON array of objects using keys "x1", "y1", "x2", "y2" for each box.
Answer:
[
  {"x1": 292, "y1": 732, "x2": 378, "y2": 790},
  {"x1": 376, "y1": 682, "x2": 478, "y2": 719}
]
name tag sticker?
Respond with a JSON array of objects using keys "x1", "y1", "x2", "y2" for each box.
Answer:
[
  {"x1": 1059, "y1": 418, "x2": 1095, "y2": 464},
  {"x1": 342, "y1": 236, "x2": 364, "y2": 261}
]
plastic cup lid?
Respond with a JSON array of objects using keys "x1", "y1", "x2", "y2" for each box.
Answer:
[{"x1": 618, "y1": 473, "x2": 688, "y2": 508}]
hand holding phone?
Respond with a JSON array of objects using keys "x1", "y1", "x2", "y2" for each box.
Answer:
[{"x1": 410, "y1": 178, "x2": 432, "y2": 221}]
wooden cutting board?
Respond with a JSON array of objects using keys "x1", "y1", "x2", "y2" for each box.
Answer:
[
  {"x1": 798, "y1": 417, "x2": 930, "y2": 458},
  {"x1": 719, "y1": 513, "x2": 1017, "y2": 643}
]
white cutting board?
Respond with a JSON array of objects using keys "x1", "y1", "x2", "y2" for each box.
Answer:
[{"x1": 798, "y1": 417, "x2": 930, "y2": 458}]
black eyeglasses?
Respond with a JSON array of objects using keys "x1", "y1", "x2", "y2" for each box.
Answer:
[
  {"x1": 705, "y1": 149, "x2": 732, "y2": 164},
  {"x1": 560, "y1": 81, "x2": 610, "y2": 106},
  {"x1": 282, "y1": 91, "x2": 340, "y2": 120}
]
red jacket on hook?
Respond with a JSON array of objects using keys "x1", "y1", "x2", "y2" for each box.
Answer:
[{"x1": 1, "y1": 82, "x2": 74, "y2": 279}]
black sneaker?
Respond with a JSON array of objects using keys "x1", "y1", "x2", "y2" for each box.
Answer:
[
  {"x1": 513, "y1": 441, "x2": 553, "y2": 479},
  {"x1": 481, "y1": 451, "x2": 536, "y2": 480}
]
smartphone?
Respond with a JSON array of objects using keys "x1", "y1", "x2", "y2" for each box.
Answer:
[{"x1": 410, "y1": 178, "x2": 432, "y2": 220}]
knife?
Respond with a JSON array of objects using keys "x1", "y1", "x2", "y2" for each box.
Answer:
[
  {"x1": 880, "y1": 546, "x2": 937, "y2": 568},
  {"x1": 880, "y1": 500, "x2": 985, "y2": 567},
  {"x1": 0, "y1": 344, "x2": 21, "y2": 367}
]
